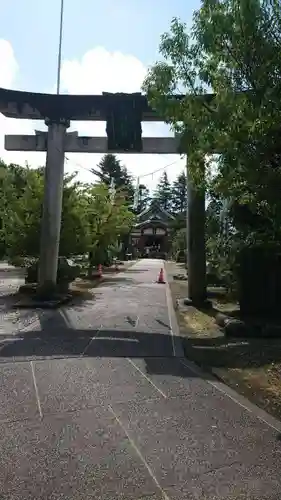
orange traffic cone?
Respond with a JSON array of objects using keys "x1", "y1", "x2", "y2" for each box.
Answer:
[
  {"x1": 157, "y1": 267, "x2": 166, "y2": 284},
  {"x1": 98, "y1": 264, "x2": 103, "y2": 278}
]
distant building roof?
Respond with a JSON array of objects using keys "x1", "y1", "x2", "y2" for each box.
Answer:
[{"x1": 134, "y1": 200, "x2": 174, "y2": 228}]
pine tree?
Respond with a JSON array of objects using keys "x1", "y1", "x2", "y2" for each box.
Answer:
[
  {"x1": 91, "y1": 154, "x2": 134, "y2": 202},
  {"x1": 171, "y1": 171, "x2": 187, "y2": 214},
  {"x1": 153, "y1": 171, "x2": 171, "y2": 211}
]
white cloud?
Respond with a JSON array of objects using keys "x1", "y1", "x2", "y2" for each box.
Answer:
[
  {"x1": 61, "y1": 47, "x2": 147, "y2": 95},
  {"x1": 0, "y1": 42, "x2": 186, "y2": 191},
  {"x1": 0, "y1": 40, "x2": 43, "y2": 167},
  {"x1": 0, "y1": 40, "x2": 18, "y2": 88}
]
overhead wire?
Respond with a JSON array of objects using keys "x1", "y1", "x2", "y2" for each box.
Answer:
[
  {"x1": 63, "y1": 154, "x2": 182, "y2": 182},
  {"x1": 64, "y1": 153, "x2": 182, "y2": 210},
  {"x1": 137, "y1": 160, "x2": 179, "y2": 181}
]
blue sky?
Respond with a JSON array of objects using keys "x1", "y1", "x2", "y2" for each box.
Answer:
[{"x1": 0, "y1": 0, "x2": 201, "y2": 189}]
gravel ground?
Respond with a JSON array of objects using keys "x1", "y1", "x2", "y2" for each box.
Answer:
[{"x1": 0, "y1": 265, "x2": 49, "y2": 337}]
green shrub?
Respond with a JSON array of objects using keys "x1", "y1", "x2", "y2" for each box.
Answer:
[
  {"x1": 8, "y1": 256, "x2": 26, "y2": 267},
  {"x1": 26, "y1": 257, "x2": 79, "y2": 284}
]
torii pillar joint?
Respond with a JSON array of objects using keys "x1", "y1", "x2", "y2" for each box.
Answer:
[
  {"x1": 184, "y1": 160, "x2": 208, "y2": 307},
  {"x1": 38, "y1": 117, "x2": 70, "y2": 291}
]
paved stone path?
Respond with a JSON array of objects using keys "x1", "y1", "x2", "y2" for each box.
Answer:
[{"x1": 0, "y1": 259, "x2": 281, "y2": 499}]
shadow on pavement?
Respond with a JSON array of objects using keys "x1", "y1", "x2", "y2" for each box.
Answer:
[
  {"x1": 1, "y1": 302, "x2": 281, "y2": 371},
  {"x1": 0, "y1": 307, "x2": 203, "y2": 380},
  {"x1": 0, "y1": 331, "x2": 203, "y2": 381},
  {"x1": 122, "y1": 268, "x2": 151, "y2": 273},
  {"x1": 97, "y1": 276, "x2": 138, "y2": 286},
  {"x1": 1, "y1": 303, "x2": 281, "y2": 372}
]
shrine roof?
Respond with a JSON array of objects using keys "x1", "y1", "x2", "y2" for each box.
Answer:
[
  {"x1": 135, "y1": 201, "x2": 175, "y2": 227},
  {"x1": 134, "y1": 219, "x2": 169, "y2": 229}
]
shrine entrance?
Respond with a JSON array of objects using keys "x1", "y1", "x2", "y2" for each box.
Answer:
[
  {"x1": 143, "y1": 236, "x2": 165, "y2": 259},
  {"x1": 143, "y1": 234, "x2": 164, "y2": 249},
  {"x1": 130, "y1": 201, "x2": 174, "y2": 259},
  {"x1": 1, "y1": 88, "x2": 207, "y2": 305}
]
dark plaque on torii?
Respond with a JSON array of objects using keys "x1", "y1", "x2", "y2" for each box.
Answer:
[{"x1": 103, "y1": 92, "x2": 143, "y2": 152}]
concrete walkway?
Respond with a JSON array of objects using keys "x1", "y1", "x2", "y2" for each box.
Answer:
[{"x1": 0, "y1": 259, "x2": 281, "y2": 499}]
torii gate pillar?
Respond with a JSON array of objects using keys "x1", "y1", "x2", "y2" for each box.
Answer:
[
  {"x1": 38, "y1": 118, "x2": 69, "y2": 292},
  {"x1": 185, "y1": 159, "x2": 208, "y2": 306}
]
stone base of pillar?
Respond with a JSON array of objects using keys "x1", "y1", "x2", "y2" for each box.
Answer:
[
  {"x1": 16, "y1": 282, "x2": 72, "y2": 309},
  {"x1": 36, "y1": 281, "x2": 60, "y2": 300}
]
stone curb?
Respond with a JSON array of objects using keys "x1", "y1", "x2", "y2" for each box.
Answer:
[{"x1": 164, "y1": 263, "x2": 184, "y2": 358}]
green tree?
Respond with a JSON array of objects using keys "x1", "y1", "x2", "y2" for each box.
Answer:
[
  {"x1": 0, "y1": 161, "x2": 11, "y2": 257},
  {"x1": 0, "y1": 163, "x2": 91, "y2": 259},
  {"x1": 171, "y1": 228, "x2": 186, "y2": 262},
  {"x1": 2, "y1": 165, "x2": 43, "y2": 258},
  {"x1": 153, "y1": 171, "x2": 172, "y2": 211},
  {"x1": 206, "y1": 192, "x2": 241, "y2": 290},
  {"x1": 91, "y1": 154, "x2": 134, "y2": 203},
  {"x1": 85, "y1": 182, "x2": 135, "y2": 270},
  {"x1": 143, "y1": 2, "x2": 281, "y2": 245},
  {"x1": 0, "y1": 161, "x2": 134, "y2": 275},
  {"x1": 171, "y1": 170, "x2": 187, "y2": 213},
  {"x1": 60, "y1": 173, "x2": 90, "y2": 256}
]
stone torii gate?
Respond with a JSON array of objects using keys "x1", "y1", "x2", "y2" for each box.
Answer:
[{"x1": 0, "y1": 87, "x2": 206, "y2": 304}]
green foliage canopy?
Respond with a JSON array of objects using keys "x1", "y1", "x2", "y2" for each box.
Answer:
[{"x1": 143, "y1": 1, "x2": 281, "y2": 244}]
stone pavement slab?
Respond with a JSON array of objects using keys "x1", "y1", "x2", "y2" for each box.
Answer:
[
  {"x1": 34, "y1": 357, "x2": 163, "y2": 416},
  {"x1": 0, "y1": 406, "x2": 162, "y2": 500},
  {"x1": 111, "y1": 394, "x2": 281, "y2": 496},
  {"x1": 0, "y1": 362, "x2": 39, "y2": 422},
  {"x1": 0, "y1": 335, "x2": 89, "y2": 362}
]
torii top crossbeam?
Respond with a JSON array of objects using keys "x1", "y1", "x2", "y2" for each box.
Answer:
[{"x1": 0, "y1": 87, "x2": 186, "y2": 122}]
